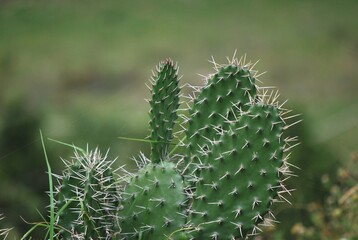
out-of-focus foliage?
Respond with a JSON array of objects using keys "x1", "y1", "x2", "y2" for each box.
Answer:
[
  {"x1": 255, "y1": 152, "x2": 358, "y2": 240},
  {"x1": 0, "y1": 99, "x2": 48, "y2": 238},
  {"x1": 291, "y1": 152, "x2": 358, "y2": 240},
  {"x1": 253, "y1": 119, "x2": 340, "y2": 239}
]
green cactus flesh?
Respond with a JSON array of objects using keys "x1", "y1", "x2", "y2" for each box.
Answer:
[
  {"x1": 119, "y1": 161, "x2": 187, "y2": 239},
  {"x1": 55, "y1": 162, "x2": 84, "y2": 238},
  {"x1": 185, "y1": 64, "x2": 257, "y2": 176},
  {"x1": 189, "y1": 104, "x2": 285, "y2": 239},
  {"x1": 82, "y1": 161, "x2": 119, "y2": 238},
  {"x1": 55, "y1": 150, "x2": 119, "y2": 239},
  {"x1": 149, "y1": 60, "x2": 180, "y2": 162}
]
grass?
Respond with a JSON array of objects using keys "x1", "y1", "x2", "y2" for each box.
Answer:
[
  {"x1": 40, "y1": 131, "x2": 54, "y2": 239},
  {"x1": 14, "y1": 134, "x2": 86, "y2": 239}
]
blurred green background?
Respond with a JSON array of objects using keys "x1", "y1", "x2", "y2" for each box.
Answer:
[{"x1": 1, "y1": 0, "x2": 357, "y2": 239}]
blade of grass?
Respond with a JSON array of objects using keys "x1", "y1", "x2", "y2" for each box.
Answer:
[
  {"x1": 48, "y1": 138, "x2": 86, "y2": 155},
  {"x1": 20, "y1": 222, "x2": 52, "y2": 240},
  {"x1": 118, "y1": 136, "x2": 185, "y2": 156},
  {"x1": 118, "y1": 136, "x2": 175, "y2": 145},
  {"x1": 40, "y1": 130, "x2": 55, "y2": 240},
  {"x1": 35, "y1": 208, "x2": 47, "y2": 224},
  {"x1": 169, "y1": 136, "x2": 186, "y2": 155},
  {"x1": 34, "y1": 208, "x2": 51, "y2": 239}
]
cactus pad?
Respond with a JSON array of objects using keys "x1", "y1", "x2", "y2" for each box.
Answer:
[
  {"x1": 188, "y1": 104, "x2": 286, "y2": 239},
  {"x1": 119, "y1": 161, "x2": 187, "y2": 239},
  {"x1": 55, "y1": 149, "x2": 119, "y2": 239},
  {"x1": 149, "y1": 60, "x2": 180, "y2": 162},
  {"x1": 185, "y1": 63, "x2": 257, "y2": 176}
]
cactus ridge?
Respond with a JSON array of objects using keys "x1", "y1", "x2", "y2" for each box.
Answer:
[
  {"x1": 119, "y1": 160, "x2": 187, "y2": 239},
  {"x1": 148, "y1": 59, "x2": 181, "y2": 162},
  {"x1": 54, "y1": 149, "x2": 120, "y2": 239}
]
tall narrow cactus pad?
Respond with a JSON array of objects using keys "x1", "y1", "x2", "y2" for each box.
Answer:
[
  {"x1": 119, "y1": 161, "x2": 187, "y2": 239},
  {"x1": 55, "y1": 149, "x2": 119, "y2": 239},
  {"x1": 82, "y1": 157, "x2": 119, "y2": 239},
  {"x1": 189, "y1": 104, "x2": 288, "y2": 239},
  {"x1": 185, "y1": 62, "x2": 257, "y2": 176},
  {"x1": 149, "y1": 60, "x2": 180, "y2": 162}
]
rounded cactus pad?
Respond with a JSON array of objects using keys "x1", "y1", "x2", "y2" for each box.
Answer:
[
  {"x1": 185, "y1": 63, "x2": 257, "y2": 176},
  {"x1": 188, "y1": 104, "x2": 288, "y2": 239},
  {"x1": 119, "y1": 161, "x2": 187, "y2": 239}
]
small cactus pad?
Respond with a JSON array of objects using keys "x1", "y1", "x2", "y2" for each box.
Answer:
[
  {"x1": 185, "y1": 63, "x2": 257, "y2": 176},
  {"x1": 119, "y1": 161, "x2": 187, "y2": 239},
  {"x1": 149, "y1": 60, "x2": 180, "y2": 162},
  {"x1": 55, "y1": 162, "x2": 84, "y2": 238},
  {"x1": 82, "y1": 161, "x2": 119, "y2": 238},
  {"x1": 55, "y1": 149, "x2": 119, "y2": 239},
  {"x1": 189, "y1": 104, "x2": 286, "y2": 239}
]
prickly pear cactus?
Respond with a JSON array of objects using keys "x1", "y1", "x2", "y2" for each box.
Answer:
[
  {"x1": 119, "y1": 160, "x2": 187, "y2": 239},
  {"x1": 182, "y1": 56, "x2": 298, "y2": 239},
  {"x1": 0, "y1": 54, "x2": 297, "y2": 240},
  {"x1": 148, "y1": 59, "x2": 180, "y2": 162},
  {"x1": 185, "y1": 60, "x2": 257, "y2": 178},
  {"x1": 118, "y1": 60, "x2": 188, "y2": 239},
  {"x1": 54, "y1": 149, "x2": 120, "y2": 239},
  {"x1": 117, "y1": 55, "x2": 298, "y2": 239},
  {"x1": 188, "y1": 104, "x2": 286, "y2": 239},
  {"x1": 55, "y1": 162, "x2": 84, "y2": 238}
]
